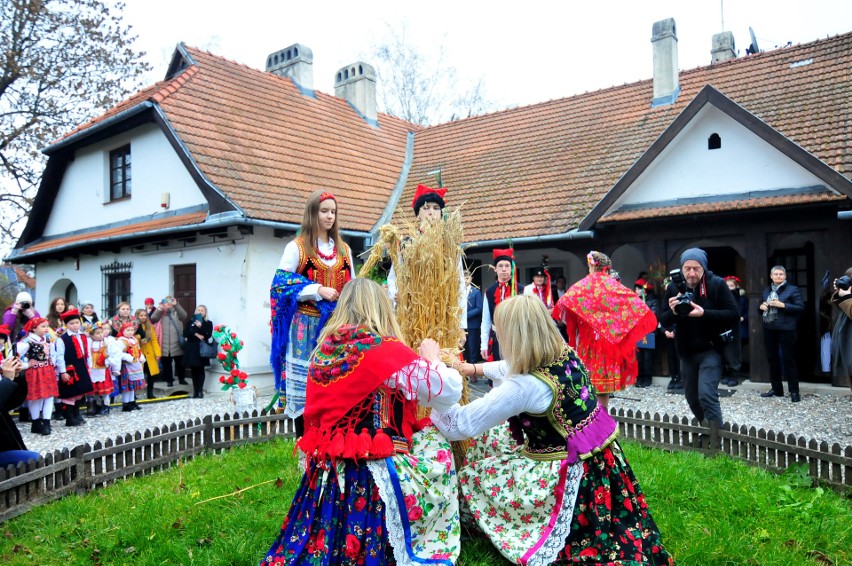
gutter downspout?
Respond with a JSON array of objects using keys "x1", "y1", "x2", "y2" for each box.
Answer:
[
  {"x1": 465, "y1": 229, "x2": 595, "y2": 250},
  {"x1": 368, "y1": 131, "x2": 416, "y2": 246}
]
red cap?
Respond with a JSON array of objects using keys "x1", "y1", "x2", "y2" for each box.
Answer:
[
  {"x1": 492, "y1": 248, "x2": 515, "y2": 265},
  {"x1": 60, "y1": 308, "x2": 82, "y2": 322},
  {"x1": 144, "y1": 297, "x2": 155, "y2": 306},
  {"x1": 0, "y1": 324, "x2": 10, "y2": 337},
  {"x1": 23, "y1": 317, "x2": 48, "y2": 333},
  {"x1": 411, "y1": 184, "x2": 447, "y2": 211},
  {"x1": 119, "y1": 321, "x2": 136, "y2": 336}
]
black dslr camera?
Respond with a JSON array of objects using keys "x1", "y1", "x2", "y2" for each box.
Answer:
[
  {"x1": 669, "y1": 269, "x2": 694, "y2": 315},
  {"x1": 20, "y1": 301, "x2": 31, "y2": 310},
  {"x1": 836, "y1": 275, "x2": 852, "y2": 291}
]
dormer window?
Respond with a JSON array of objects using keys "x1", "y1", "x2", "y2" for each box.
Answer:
[
  {"x1": 708, "y1": 133, "x2": 721, "y2": 150},
  {"x1": 109, "y1": 144, "x2": 132, "y2": 201}
]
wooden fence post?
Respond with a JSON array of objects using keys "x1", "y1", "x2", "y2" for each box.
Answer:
[{"x1": 203, "y1": 414, "x2": 213, "y2": 448}]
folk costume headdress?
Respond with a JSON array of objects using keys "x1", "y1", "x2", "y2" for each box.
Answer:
[
  {"x1": 724, "y1": 275, "x2": 742, "y2": 287},
  {"x1": 0, "y1": 324, "x2": 10, "y2": 338},
  {"x1": 23, "y1": 317, "x2": 47, "y2": 334},
  {"x1": 532, "y1": 256, "x2": 554, "y2": 308},
  {"x1": 59, "y1": 308, "x2": 82, "y2": 323},
  {"x1": 411, "y1": 184, "x2": 447, "y2": 216},
  {"x1": 118, "y1": 321, "x2": 136, "y2": 336}
]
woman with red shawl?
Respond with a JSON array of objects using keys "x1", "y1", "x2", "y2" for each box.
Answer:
[{"x1": 552, "y1": 251, "x2": 657, "y2": 408}]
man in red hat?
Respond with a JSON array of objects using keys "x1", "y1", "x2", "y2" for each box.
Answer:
[
  {"x1": 54, "y1": 308, "x2": 95, "y2": 426},
  {"x1": 480, "y1": 248, "x2": 523, "y2": 361}
]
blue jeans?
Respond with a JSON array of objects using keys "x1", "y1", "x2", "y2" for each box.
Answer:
[
  {"x1": 679, "y1": 349, "x2": 723, "y2": 425},
  {"x1": 0, "y1": 450, "x2": 41, "y2": 468}
]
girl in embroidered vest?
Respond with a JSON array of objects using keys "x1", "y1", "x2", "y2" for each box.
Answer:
[
  {"x1": 107, "y1": 322, "x2": 146, "y2": 412},
  {"x1": 262, "y1": 278, "x2": 463, "y2": 565},
  {"x1": 270, "y1": 190, "x2": 355, "y2": 433},
  {"x1": 16, "y1": 318, "x2": 59, "y2": 435},
  {"x1": 88, "y1": 323, "x2": 114, "y2": 416},
  {"x1": 552, "y1": 251, "x2": 657, "y2": 409},
  {"x1": 434, "y1": 295, "x2": 674, "y2": 566}
]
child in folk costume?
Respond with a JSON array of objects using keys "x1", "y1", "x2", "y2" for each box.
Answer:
[
  {"x1": 135, "y1": 309, "x2": 161, "y2": 400},
  {"x1": 480, "y1": 248, "x2": 524, "y2": 362},
  {"x1": 435, "y1": 296, "x2": 674, "y2": 566},
  {"x1": 262, "y1": 279, "x2": 463, "y2": 565},
  {"x1": 553, "y1": 251, "x2": 657, "y2": 409},
  {"x1": 88, "y1": 323, "x2": 114, "y2": 416},
  {"x1": 54, "y1": 308, "x2": 95, "y2": 427},
  {"x1": 16, "y1": 318, "x2": 58, "y2": 435},
  {"x1": 0, "y1": 324, "x2": 10, "y2": 361},
  {"x1": 270, "y1": 190, "x2": 354, "y2": 434},
  {"x1": 108, "y1": 322, "x2": 146, "y2": 411}
]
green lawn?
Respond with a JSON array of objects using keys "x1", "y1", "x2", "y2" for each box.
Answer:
[{"x1": 0, "y1": 439, "x2": 849, "y2": 565}]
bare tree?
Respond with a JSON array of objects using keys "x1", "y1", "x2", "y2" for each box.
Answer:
[
  {"x1": 0, "y1": 0, "x2": 151, "y2": 253},
  {"x1": 371, "y1": 24, "x2": 494, "y2": 126}
]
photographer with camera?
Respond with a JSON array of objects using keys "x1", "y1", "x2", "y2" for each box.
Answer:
[
  {"x1": 758, "y1": 266, "x2": 805, "y2": 402},
  {"x1": 658, "y1": 248, "x2": 739, "y2": 427},
  {"x1": 3, "y1": 292, "x2": 41, "y2": 343},
  {"x1": 829, "y1": 268, "x2": 852, "y2": 392}
]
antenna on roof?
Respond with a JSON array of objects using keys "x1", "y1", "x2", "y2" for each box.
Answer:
[{"x1": 746, "y1": 27, "x2": 761, "y2": 55}]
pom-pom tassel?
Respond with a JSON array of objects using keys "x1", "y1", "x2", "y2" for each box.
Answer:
[
  {"x1": 371, "y1": 429, "x2": 394, "y2": 458},
  {"x1": 297, "y1": 426, "x2": 317, "y2": 456},
  {"x1": 343, "y1": 430, "x2": 359, "y2": 459},
  {"x1": 357, "y1": 428, "x2": 372, "y2": 458},
  {"x1": 329, "y1": 431, "x2": 346, "y2": 458}
]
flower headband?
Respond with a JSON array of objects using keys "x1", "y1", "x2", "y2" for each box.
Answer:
[
  {"x1": 724, "y1": 275, "x2": 742, "y2": 285},
  {"x1": 319, "y1": 191, "x2": 335, "y2": 203},
  {"x1": 586, "y1": 252, "x2": 597, "y2": 266}
]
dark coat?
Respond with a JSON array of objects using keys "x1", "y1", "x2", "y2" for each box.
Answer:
[
  {"x1": 760, "y1": 282, "x2": 804, "y2": 331},
  {"x1": 0, "y1": 371, "x2": 28, "y2": 453},
  {"x1": 183, "y1": 319, "x2": 213, "y2": 368},
  {"x1": 658, "y1": 271, "x2": 740, "y2": 355},
  {"x1": 831, "y1": 292, "x2": 852, "y2": 378},
  {"x1": 467, "y1": 287, "x2": 483, "y2": 329}
]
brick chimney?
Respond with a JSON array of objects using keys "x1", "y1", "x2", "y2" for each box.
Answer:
[
  {"x1": 266, "y1": 44, "x2": 313, "y2": 91},
  {"x1": 334, "y1": 62, "x2": 377, "y2": 125},
  {"x1": 711, "y1": 31, "x2": 737, "y2": 63},
  {"x1": 651, "y1": 18, "x2": 680, "y2": 107}
]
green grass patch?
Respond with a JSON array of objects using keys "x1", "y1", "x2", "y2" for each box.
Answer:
[{"x1": 0, "y1": 440, "x2": 849, "y2": 565}]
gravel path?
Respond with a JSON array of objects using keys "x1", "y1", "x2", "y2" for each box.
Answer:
[{"x1": 17, "y1": 383, "x2": 852, "y2": 457}]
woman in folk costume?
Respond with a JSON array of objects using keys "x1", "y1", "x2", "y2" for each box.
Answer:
[
  {"x1": 552, "y1": 251, "x2": 657, "y2": 409},
  {"x1": 107, "y1": 321, "x2": 146, "y2": 411},
  {"x1": 270, "y1": 190, "x2": 355, "y2": 434},
  {"x1": 480, "y1": 248, "x2": 523, "y2": 361},
  {"x1": 262, "y1": 278, "x2": 463, "y2": 565},
  {"x1": 16, "y1": 318, "x2": 58, "y2": 435},
  {"x1": 434, "y1": 295, "x2": 674, "y2": 566}
]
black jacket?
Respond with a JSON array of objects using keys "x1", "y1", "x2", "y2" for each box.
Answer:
[
  {"x1": 0, "y1": 371, "x2": 28, "y2": 453},
  {"x1": 760, "y1": 282, "x2": 804, "y2": 332},
  {"x1": 183, "y1": 319, "x2": 214, "y2": 368},
  {"x1": 658, "y1": 271, "x2": 740, "y2": 355}
]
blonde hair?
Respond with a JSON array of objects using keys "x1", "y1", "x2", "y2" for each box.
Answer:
[
  {"x1": 134, "y1": 308, "x2": 155, "y2": 336},
  {"x1": 494, "y1": 295, "x2": 565, "y2": 375},
  {"x1": 315, "y1": 278, "x2": 405, "y2": 349}
]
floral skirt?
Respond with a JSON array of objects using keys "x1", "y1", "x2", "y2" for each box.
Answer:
[
  {"x1": 261, "y1": 425, "x2": 460, "y2": 565},
  {"x1": 281, "y1": 312, "x2": 323, "y2": 418},
  {"x1": 462, "y1": 423, "x2": 674, "y2": 565},
  {"x1": 118, "y1": 361, "x2": 145, "y2": 393},
  {"x1": 89, "y1": 368, "x2": 115, "y2": 396},
  {"x1": 25, "y1": 364, "x2": 59, "y2": 401}
]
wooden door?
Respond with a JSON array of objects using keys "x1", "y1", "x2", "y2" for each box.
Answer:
[{"x1": 173, "y1": 264, "x2": 196, "y2": 324}]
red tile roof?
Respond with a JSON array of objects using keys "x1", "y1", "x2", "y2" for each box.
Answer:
[
  {"x1": 400, "y1": 33, "x2": 852, "y2": 240},
  {"x1": 600, "y1": 192, "x2": 848, "y2": 223},
  {"x1": 20, "y1": 212, "x2": 208, "y2": 255}
]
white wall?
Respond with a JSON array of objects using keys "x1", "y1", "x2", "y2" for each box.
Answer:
[
  {"x1": 611, "y1": 104, "x2": 828, "y2": 211},
  {"x1": 43, "y1": 124, "x2": 207, "y2": 237},
  {"x1": 32, "y1": 229, "x2": 289, "y2": 377}
]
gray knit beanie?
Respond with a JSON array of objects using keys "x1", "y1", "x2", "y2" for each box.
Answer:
[{"x1": 680, "y1": 248, "x2": 708, "y2": 271}]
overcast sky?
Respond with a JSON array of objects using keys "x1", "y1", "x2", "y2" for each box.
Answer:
[{"x1": 122, "y1": 0, "x2": 851, "y2": 112}]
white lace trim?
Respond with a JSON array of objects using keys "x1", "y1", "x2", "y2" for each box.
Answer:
[
  {"x1": 367, "y1": 459, "x2": 418, "y2": 566},
  {"x1": 482, "y1": 360, "x2": 509, "y2": 383},
  {"x1": 524, "y1": 462, "x2": 583, "y2": 566}
]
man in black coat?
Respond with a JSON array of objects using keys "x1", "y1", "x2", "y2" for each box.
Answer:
[
  {"x1": 759, "y1": 265, "x2": 805, "y2": 402},
  {"x1": 658, "y1": 248, "x2": 739, "y2": 426},
  {"x1": 0, "y1": 356, "x2": 40, "y2": 468}
]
